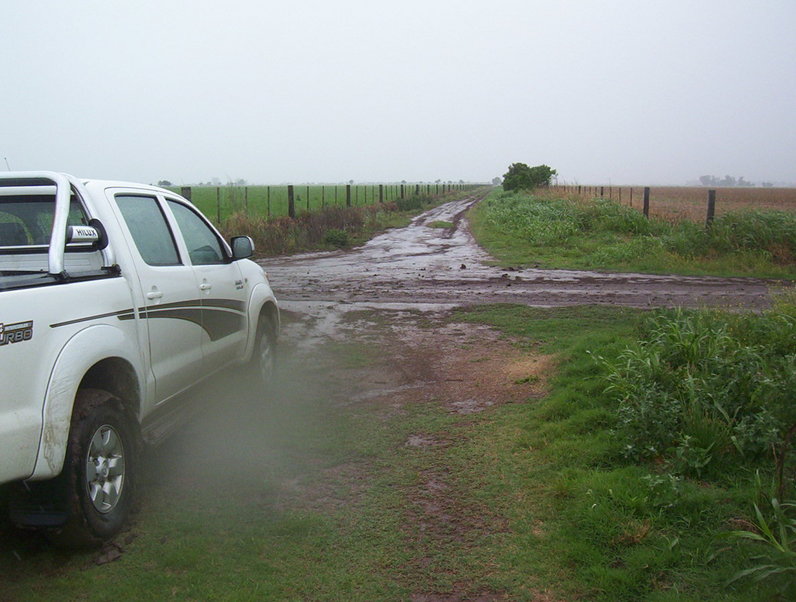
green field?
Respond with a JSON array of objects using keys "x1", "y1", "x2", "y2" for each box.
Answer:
[{"x1": 170, "y1": 183, "x2": 475, "y2": 224}]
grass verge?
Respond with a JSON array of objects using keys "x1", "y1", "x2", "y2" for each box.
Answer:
[
  {"x1": 469, "y1": 189, "x2": 796, "y2": 278},
  {"x1": 452, "y1": 300, "x2": 796, "y2": 600}
]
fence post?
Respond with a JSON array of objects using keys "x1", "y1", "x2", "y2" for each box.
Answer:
[
  {"x1": 322, "y1": 185, "x2": 325, "y2": 208},
  {"x1": 706, "y1": 189, "x2": 716, "y2": 227},
  {"x1": 306, "y1": 186, "x2": 310, "y2": 211},
  {"x1": 346, "y1": 184, "x2": 351, "y2": 207},
  {"x1": 415, "y1": 183, "x2": 420, "y2": 196},
  {"x1": 180, "y1": 186, "x2": 192, "y2": 201},
  {"x1": 379, "y1": 184, "x2": 384, "y2": 203},
  {"x1": 600, "y1": 186, "x2": 604, "y2": 197},
  {"x1": 629, "y1": 187, "x2": 633, "y2": 208},
  {"x1": 288, "y1": 185, "x2": 295, "y2": 218},
  {"x1": 267, "y1": 186, "x2": 271, "y2": 217},
  {"x1": 643, "y1": 186, "x2": 650, "y2": 218},
  {"x1": 216, "y1": 187, "x2": 221, "y2": 223},
  {"x1": 400, "y1": 184, "x2": 405, "y2": 199}
]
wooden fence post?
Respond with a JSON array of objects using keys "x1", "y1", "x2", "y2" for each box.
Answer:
[
  {"x1": 706, "y1": 189, "x2": 716, "y2": 226},
  {"x1": 306, "y1": 186, "x2": 310, "y2": 211},
  {"x1": 643, "y1": 186, "x2": 650, "y2": 218},
  {"x1": 288, "y1": 185, "x2": 295, "y2": 218},
  {"x1": 216, "y1": 187, "x2": 221, "y2": 223},
  {"x1": 629, "y1": 187, "x2": 633, "y2": 208},
  {"x1": 267, "y1": 186, "x2": 271, "y2": 217},
  {"x1": 180, "y1": 186, "x2": 192, "y2": 201},
  {"x1": 379, "y1": 184, "x2": 384, "y2": 203},
  {"x1": 322, "y1": 185, "x2": 325, "y2": 207},
  {"x1": 346, "y1": 184, "x2": 351, "y2": 207}
]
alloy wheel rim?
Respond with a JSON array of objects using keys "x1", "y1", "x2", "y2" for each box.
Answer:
[{"x1": 84, "y1": 424, "x2": 125, "y2": 513}]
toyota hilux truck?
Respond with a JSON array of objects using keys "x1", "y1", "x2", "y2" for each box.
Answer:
[{"x1": 0, "y1": 172, "x2": 278, "y2": 545}]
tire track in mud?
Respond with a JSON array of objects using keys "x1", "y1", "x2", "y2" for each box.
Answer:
[{"x1": 259, "y1": 192, "x2": 787, "y2": 313}]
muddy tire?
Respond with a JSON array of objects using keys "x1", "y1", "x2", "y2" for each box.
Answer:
[
  {"x1": 249, "y1": 314, "x2": 278, "y2": 394},
  {"x1": 50, "y1": 389, "x2": 136, "y2": 547}
]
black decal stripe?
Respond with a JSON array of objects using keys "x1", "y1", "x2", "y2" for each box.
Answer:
[
  {"x1": 50, "y1": 309, "x2": 135, "y2": 328},
  {"x1": 204, "y1": 298, "x2": 247, "y2": 312},
  {"x1": 143, "y1": 307, "x2": 204, "y2": 328},
  {"x1": 201, "y1": 307, "x2": 245, "y2": 341},
  {"x1": 135, "y1": 306, "x2": 242, "y2": 341}
]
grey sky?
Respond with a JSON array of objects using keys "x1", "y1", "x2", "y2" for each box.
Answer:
[{"x1": 2, "y1": 0, "x2": 794, "y2": 185}]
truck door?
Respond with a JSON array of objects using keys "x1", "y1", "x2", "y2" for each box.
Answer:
[
  {"x1": 164, "y1": 198, "x2": 249, "y2": 370},
  {"x1": 113, "y1": 194, "x2": 204, "y2": 401}
]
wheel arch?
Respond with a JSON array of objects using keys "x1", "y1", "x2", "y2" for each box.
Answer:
[
  {"x1": 29, "y1": 325, "x2": 144, "y2": 481},
  {"x1": 244, "y1": 283, "x2": 279, "y2": 361}
]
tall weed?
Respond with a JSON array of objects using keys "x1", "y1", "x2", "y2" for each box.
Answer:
[
  {"x1": 603, "y1": 306, "x2": 796, "y2": 481},
  {"x1": 479, "y1": 190, "x2": 796, "y2": 273}
]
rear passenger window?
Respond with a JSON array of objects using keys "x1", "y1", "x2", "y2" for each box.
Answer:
[{"x1": 115, "y1": 195, "x2": 180, "y2": 266}]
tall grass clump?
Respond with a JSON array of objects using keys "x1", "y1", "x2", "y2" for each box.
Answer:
[
  {"x1": 603, "y1": 299, "x2": 796, "y2": 484},
  {"x1": 474, "y1": 189, "x2": 796, "y2": 277},
  {"x1": 221, "y1": 205, "x2": 367, "y2": 255}
]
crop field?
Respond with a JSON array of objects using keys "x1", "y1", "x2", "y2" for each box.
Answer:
[
  {"x1": 551, "y1": 186, "x2": 796, "y2": 223},
  {"x1": 170, "y1": 183, "x2": 474, "y2": 223}
]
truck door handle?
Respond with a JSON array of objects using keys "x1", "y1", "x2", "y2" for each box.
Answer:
[
  {"x1": 146, "y1": 290, "x2": 163, "y2": 300},
  {"x1": 199, "y1": 283, "x2": 212, "y2": 291}
]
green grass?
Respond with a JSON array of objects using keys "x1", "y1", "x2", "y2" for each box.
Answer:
[
  {"x1": 172, "y1": 184, "x2": 476, "y2": 224},
  {"x1": 469, "y1": 189, "x2": 796, "y2": 278},
  {"x1": 453, "y1": 302, "x2": 796, "y2": 600},
  {"x1": 3, "y1": 304, "x2": 792, "y2": 599}
]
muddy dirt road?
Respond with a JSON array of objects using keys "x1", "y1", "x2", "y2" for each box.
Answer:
[{"x1": 259, "y1": 192, "x2": 783, "y2": 312}]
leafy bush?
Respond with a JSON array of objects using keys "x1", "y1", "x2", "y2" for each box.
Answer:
[
  {"x1": 603, "y1": 306, "x2": 796, "y2": 480},
  {"x1": 502, "y1": 163, "x2": 557, "y2": 191},
  {"x1": 323, "y1": 228, "x2": 349, "y2": 247}
]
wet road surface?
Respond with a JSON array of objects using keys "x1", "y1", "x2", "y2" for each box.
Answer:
[{"x1": 259, "y1": 193, "x2": 785, "y2": 312}]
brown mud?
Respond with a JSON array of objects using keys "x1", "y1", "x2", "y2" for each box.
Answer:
[{"x1": 259, "y1": 192, "x2": 786, "y2": 313}]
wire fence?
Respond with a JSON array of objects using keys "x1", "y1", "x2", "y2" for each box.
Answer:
[
  {"x1": 173, "y1": 183, "x2": 483, "y2": 224},
  {"x1": 550, "y1": 185, "x2": 796, "y2": 225}
]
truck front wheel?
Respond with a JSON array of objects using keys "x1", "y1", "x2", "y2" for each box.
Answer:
[
  {"x1": 250, "y1": 314, "x2": 278, "y2": 391},
  {"x1": 53, "y1": 389, "x2": 136, "y2": 546}
]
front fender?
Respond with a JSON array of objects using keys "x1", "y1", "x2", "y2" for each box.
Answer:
[
  {"x1": 243, "y1": 282, "x2": 279, "y2": 362},
  {"x1": 29, "y1": 324, "x2": 143, "y2": 480}
]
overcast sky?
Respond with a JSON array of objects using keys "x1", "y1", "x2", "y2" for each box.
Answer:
[{"x1": 1, "y1": 1, "x2": 794, "y2": 185}]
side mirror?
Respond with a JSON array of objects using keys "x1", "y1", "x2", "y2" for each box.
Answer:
[{"x1": 231, "y1": 236, "x2": 254, "y2": 260}]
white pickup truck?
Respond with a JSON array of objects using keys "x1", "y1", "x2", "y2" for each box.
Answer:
[{"x1": 0, "y1": 172, "x2": 279, "y2": 544}]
